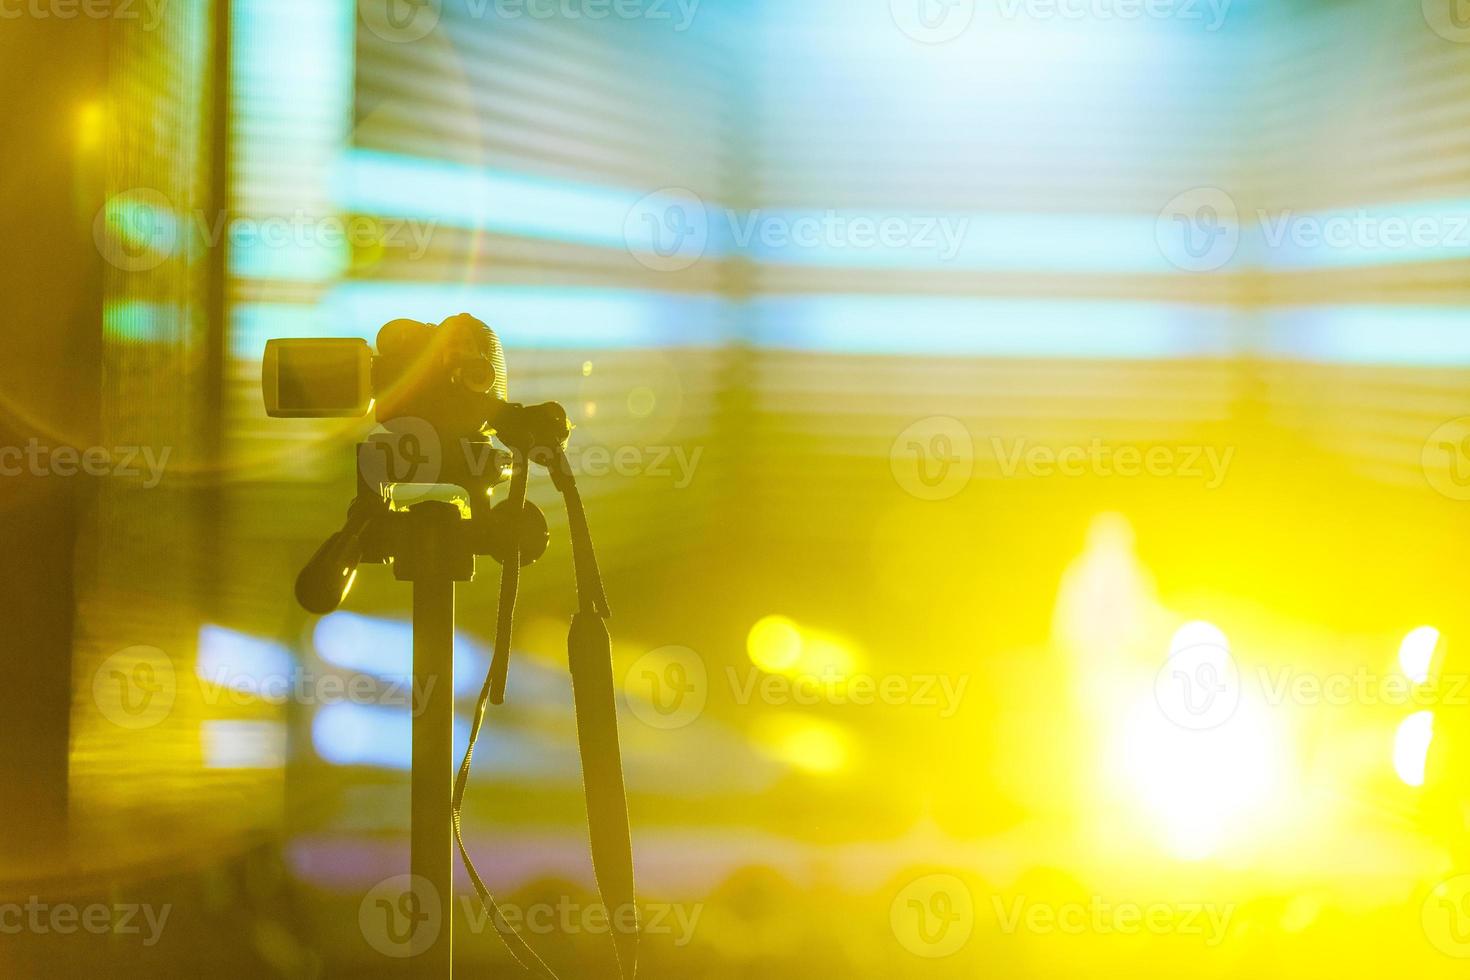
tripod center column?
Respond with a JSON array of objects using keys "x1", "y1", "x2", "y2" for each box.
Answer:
[{"x1": 400, "y1": 500, "x2": 477, "y2": 979}]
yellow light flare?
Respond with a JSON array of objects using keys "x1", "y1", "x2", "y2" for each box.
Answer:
[
  {"x1": 747, "y1": 615, "x2": 802, "y2": 674},
  {"x1": 751, "y1": 714, "x2": 852, "y2": 775},
  {"x1": 795, "y1": 633, "x2": 858, "y2": 680},
  {"x1": 77, "y1": 100, "x2": 104, "y2": 150}
]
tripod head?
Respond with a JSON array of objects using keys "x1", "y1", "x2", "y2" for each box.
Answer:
[{"x1": 266, "y1": 314, "x2": 562, "y2": 615}]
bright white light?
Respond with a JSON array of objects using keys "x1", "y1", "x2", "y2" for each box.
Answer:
[
  {"x1": 1170, "y1": 620, "x2": 1230, "y2": 655},
  {"x1": 1398, "y1": 626, "x2": 1441, "y2": 686},
  {"x1": 1115, "y1": 691, "x2": 1285, "y2": 861},
  {"x1": 1394, "y1": 711, "x2": 1435, "y2": 788}
]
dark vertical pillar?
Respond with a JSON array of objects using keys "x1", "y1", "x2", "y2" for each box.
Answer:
[{"x1": 0, "y1": 14, "x2": 107, "y2": 873}]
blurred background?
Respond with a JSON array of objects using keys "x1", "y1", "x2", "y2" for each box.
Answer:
[{"x1": 6, "y1": 0, "x2": 1470, "y2": 976}]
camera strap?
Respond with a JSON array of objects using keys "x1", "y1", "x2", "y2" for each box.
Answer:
[
  {"x1": 553, "y1": 446, "x2": 637, "y2": 980},
  {"x1": 452, "y1": 446, "x2": 638, "y2": 980}
]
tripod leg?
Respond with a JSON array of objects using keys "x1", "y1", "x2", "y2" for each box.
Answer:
[{"x1": 412, "y1": 576, "x2": 456, "y2": 979}]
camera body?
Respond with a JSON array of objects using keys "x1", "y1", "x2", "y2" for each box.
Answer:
[{"x1": 263, "y1": 313, "x2": 508, "y2": 442}]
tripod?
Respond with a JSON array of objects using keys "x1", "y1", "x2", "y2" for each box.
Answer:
[{"x1": 296, "y1": 413, "x2": 635, "y2": 980}]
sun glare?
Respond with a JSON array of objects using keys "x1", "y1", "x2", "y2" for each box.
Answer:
[{"x1": 1115, "y1": 693, "x2": 1286, "y2": 861}]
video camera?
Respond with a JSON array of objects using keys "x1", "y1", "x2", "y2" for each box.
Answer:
[{"x1": 263, "y1": 312, "x2": 507, "y2": 430}]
